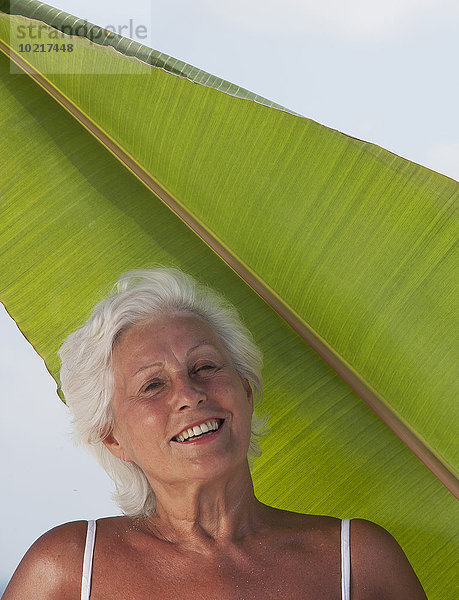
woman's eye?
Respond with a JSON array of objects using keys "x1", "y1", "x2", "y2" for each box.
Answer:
[
  {"x1": 194, "y1": 364, "x2": 217, "y2": 375},
  {"x1": 143, "y1": 380, "x2": 162, "y2": 392}
]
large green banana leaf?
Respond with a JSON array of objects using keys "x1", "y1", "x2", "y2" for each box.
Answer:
[{"x1": 1, "y1": 2, "x2": 458, "y2": 597}]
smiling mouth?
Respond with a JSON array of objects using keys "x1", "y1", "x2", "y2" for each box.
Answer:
[{"x1": 171, "y1": 418, "x2": 225, "y2": 443}]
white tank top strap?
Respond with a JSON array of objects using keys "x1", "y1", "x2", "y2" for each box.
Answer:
[
  {"x1": 341, "y1": 518, "x2": 351, "y2": 600},
  {"x1": 81, "y1": 519, "x2": 97, "y2": 600}
]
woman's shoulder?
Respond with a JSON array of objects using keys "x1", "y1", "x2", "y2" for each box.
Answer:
[
  {"x1": 263, "y1": 509, "x2": 427, "y2": 599},
  {"x1": 345, "y1": 518, "x2": 427, "y2": 598},
  {"x1": 3, "y1": 520, "x2": 92, "y2": 600},
  {"x1": 22, "y1": 518, "x2": 91, "y2": 563},
  {"x1": 265, "y1": 507, "x2": 402, "y2": 553}
]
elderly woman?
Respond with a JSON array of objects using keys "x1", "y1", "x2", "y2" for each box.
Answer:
[{"x1": 4, "y1": 268, "x2": 426, "y2": 599}]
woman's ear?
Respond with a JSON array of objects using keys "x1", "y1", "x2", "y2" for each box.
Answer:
[
  {"x1": 101, "y1": 427, "x2": 132, "y2": 462},
  {"x1": 242, "y1": 378, "x2": 254, "y2": 412}
]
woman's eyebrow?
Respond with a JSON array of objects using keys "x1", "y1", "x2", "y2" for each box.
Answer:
[{"x1": 133, "y1": 361, "x2": 163, "y2": 377}]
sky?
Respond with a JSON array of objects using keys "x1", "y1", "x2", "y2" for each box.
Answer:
[{"x1": 1, "y1": 0, "x2": 458, "y2": 591}]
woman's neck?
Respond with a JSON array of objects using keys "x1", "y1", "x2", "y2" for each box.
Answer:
[{"x1": 140, "y1": 461, "x2": 267, "y2": 551}]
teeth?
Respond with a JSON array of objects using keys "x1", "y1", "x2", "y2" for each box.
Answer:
[{"x1": 174, "y1": 419, "x2": 221, "y2": 442}]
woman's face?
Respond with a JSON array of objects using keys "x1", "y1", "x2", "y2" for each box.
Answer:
[{"x1": 104, "y1": 312, "x2": 254, "y2": 487}]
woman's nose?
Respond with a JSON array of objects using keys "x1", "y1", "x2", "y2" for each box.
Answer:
[{"x1": 171, "y1": 373, "x2": 206, "y2": 411}]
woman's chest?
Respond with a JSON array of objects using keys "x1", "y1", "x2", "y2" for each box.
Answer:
[{"x1": 89, "y1": 543, "x2": 342, "y2": 600}]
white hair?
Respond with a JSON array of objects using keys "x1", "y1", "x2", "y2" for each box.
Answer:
[{"x1": 59, "y1": 268, "x2": 266, "y2": 517}]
